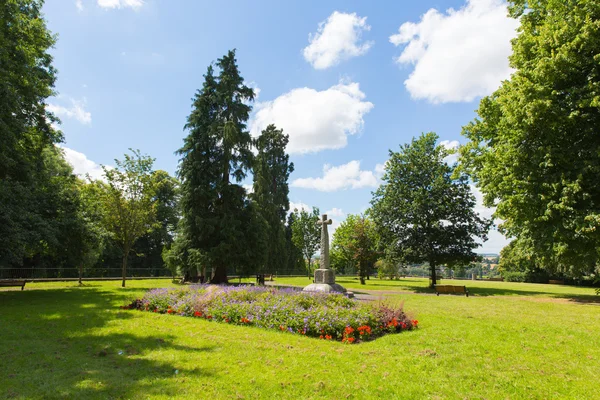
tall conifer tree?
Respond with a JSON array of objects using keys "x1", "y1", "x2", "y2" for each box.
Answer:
[
  {"x1": 252, "y1": 125, "x2": 294, "y2": 273},
  {"x1": 176, "y1": 50, "x2": 256, "y2": 283}
]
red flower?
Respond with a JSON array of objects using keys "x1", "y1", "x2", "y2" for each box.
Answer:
[
  {"x1": 412, "y1": 320, "x2": 419, "y2": 326},
  {"x1": 357, "y1": 325, "x2": 372, "y2": 335},
  {"x1": 280, "y1": 325, "x2": 285, "y2": 331},
  {"x1": 167, "y1": 309, "x2": 174, "y2": 314},
  {"x1": 320, "y1": 335, "x2": 324, "y2": 339},
  {"x1": 193, "y1": 311, "x2": 202, "y2": 317},
  {"x1": 325, "y1": 335, "x2": 332, "y2": 340}
]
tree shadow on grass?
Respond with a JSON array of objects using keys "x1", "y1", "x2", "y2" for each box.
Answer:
[
  {"x1": 341, "y1": 279, "x2": 600, "y2": 304},
  {"x1": 0, "y1": 287, "x2": 216, "y2": 399},
  {"x1": 414, "y1": 285, "x2": 600, "y2": 303}
]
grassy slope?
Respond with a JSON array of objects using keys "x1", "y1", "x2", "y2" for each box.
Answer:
[{"x1": 0, "y1": 278, "x2": 598, "y2": 399}]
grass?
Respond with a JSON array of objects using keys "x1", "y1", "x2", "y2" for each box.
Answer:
[{"x1": 1, "y1": 278, "x2": 599, "y2": 399}]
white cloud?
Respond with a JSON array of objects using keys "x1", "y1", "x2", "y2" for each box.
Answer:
[
  {"x1": 250, "y1": 81, "x2": 373, "y2": 154},
  {"x1": 440, "y1": 139, "x2": 460, "y2": 165},
  {"x1": 440, "y1": 140, "x2": 459, "y2": 150},
  {"x1": 47, "y1": 98, "x2": 92, "y2": 125},
  {"x1": 292, "y1": 161, "x2": 378, "y2": 192},
  {"x1": 325, "y1": 208, "x2": 345, "y2": 238},
  {"x1": 470, "y1": 184, "x2": 495, "y2": 221},
  {"x1": 97, "y1": 0, "x2": 143, "y2": 9},
  {"x1": 470, "y1": 184, "x2": 511, "y2": 253},
  {"x1": 243, "y1": 184, "x2": 254, "y2": 194},
  {"x1": 374, "y1": 162, "x2": 387, "y2": 179},
  {"x1": 75, "y1": 0, "x2": 83, "y2": 11},
  {"x1": 325, "y1": 208, "x2": 344, "y2": 218},
  {"x1": 59, "y1": 146, "x2": 107, "y2": 181},
  {"x1": 303, "y1": 11, "x2": 373, "y2": 69},
  {"x1": 289, "y1": 201, "x2": 312, "y2": 213},
  {"x1": 390, "y1": 0, "x2": 519, "y2": 103},
  {"x1": 247, "y1": 82, "x2": 261, "y2": 101}
]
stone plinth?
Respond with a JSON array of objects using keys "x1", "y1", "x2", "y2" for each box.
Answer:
[
  {"x1": 313, "y1": 268, "x2": 335, "y2": 284},
  {"x1": 303, "y1": 282, "x2": 348, "y2": 294},
  {"x1": 304, "y1": 268, "x2": 348, "y2": 295}
]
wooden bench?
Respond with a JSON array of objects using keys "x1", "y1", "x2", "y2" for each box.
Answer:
[
  {"x1": 434, "y1": 285, "x2": 469, "y2": 297},
  {"x1": 0, "y1": 280, "x2": 27, "y2": 290}
]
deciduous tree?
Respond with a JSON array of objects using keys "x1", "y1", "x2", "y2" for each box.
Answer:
[
  {"x1": 100, "y1": 150, "x2": 157, "y2": 287},
  {"x1": 0, "y1": 0, "x2": 61, "y2": 268},
  {"x1": 332, "y1": 214, "x2": 378, "y2": 284},
  {"x1": 291, "y1": 207, "x2": 320, "y2": 279},
  {"x1": 371, "y1": 133, "x2": 490, "y2": 287},
  {"x1": 460, "y1": 0, "x2": 600, "y2": 278}
]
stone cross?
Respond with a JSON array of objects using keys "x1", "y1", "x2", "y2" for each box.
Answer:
[{"x1": 317, "y1": 214, "x2": 333, "y2": 270}]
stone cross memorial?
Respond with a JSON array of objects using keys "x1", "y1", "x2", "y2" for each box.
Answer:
[{"x1": 303, "y1": 213, "x2": 348, "y2": 295}]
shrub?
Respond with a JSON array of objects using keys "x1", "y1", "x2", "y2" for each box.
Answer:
[
  {"x1": 501, "y1": 271, "x2": 526, "y2": 282},
  {"x1": 122, "y1": 285, "x2": 417, "y2": 343},
  {"x1": 501, "y1": 269, "x2": 550, "y2": 283}
]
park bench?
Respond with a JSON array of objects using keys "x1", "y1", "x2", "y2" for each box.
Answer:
[
  {"x1": 434, "y1": 285, "x2": 469, "y2": 297},
  {"x1": 0, "y1": 280, "x2": 27, "y2": 290}
]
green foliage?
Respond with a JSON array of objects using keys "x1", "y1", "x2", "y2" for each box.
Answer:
[
  {"x1": 332, "y1": 214, "x2": 378, "y2": 284},
  {"x1": 176, "y1": 50, "x2": 258, "y2": 283},
  {"x1": 284, "y1": 211, "x2": 305, "y2": 274},
  {"x1": 128, "y1": 171, "x2": 180, "y2": 276},
  {"x1": 376, "y1": 259, "x2": 401, "y2": 280},
  {"x1": 0, "y1": 0, "x2": 61, "y2": 267},
  {"x1": 252, "y1": 124, "x2": 294, "y2": 273},
  {"x1": 460, "y1": 0, "x2": 600, "y2": 278},
  {"x1": 371, "y1": 133, "x2": 491, "y2": 287},
  {"x1": 99, "y1": 150, "x2": 158, "y2": 287},
  {"x1": 290, "y1": 207, "x2": 321, "y2": 277}
]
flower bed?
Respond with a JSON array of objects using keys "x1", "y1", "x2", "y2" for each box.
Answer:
[{"x1": 122, "y1": 285, "x2": 418, "y2": 343}]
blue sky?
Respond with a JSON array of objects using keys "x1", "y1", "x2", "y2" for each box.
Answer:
[{"x1": 43, "y1": 0, "x2": 518, "y2": 253}]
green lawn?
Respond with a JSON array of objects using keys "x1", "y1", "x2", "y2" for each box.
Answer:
[{"x1": 1, "y1": 278, "x2": 598, "y2": 399}]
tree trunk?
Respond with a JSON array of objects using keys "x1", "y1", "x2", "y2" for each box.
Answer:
[
  {"x1": 78, "y1": 266, "x2": 83, "y2": 285},
  {"x1": 430, "y1": 262, "x2": 437, "y2": 288},
  {"x1": 307, "y1": 257, "x2": 312, "y2": 280},
  {"x1": 122, "y1": 245, "x2": 129, "y2": 288},
  {"x1": 210, "y1": 263, "x2": 228, "y2": 284}
]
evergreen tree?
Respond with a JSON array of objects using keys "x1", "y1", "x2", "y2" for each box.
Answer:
[
  {"x1": 176, "y1": 50, "x2": 257, "y2": 283},
  {"x1": 252, "y1": 124, "x2": 294, "y2": 274},
  {"x1": 371, "y1": 133, "x2": 490, "y2": 288}
]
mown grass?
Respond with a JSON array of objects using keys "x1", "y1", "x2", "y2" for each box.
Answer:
[{"x1": 1, "y1": 278, "x2": 598, "y2": 399}]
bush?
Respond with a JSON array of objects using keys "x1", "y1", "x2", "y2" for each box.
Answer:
[
  {"x1": 501, "y1": 271, "x2": 526, "y2": 282},
  {"x1": 122, "y1": 285, "x2": 418, "y2": 343},
  {"x1": 501, "y1": 269, "x2": 550, "y2": 283}
]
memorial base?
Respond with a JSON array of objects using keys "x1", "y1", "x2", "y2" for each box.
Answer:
[
  {"x1": 303, "y1": 268, "x2": 351, "y2": 297},
  {"x1": 303, "y1": 282, "x2": 348, "y2": 294}
]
